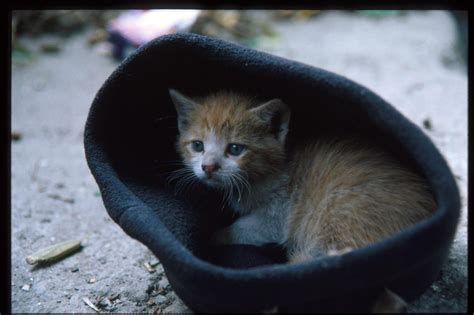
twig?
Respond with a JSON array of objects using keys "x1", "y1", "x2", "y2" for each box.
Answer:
[{"x1": 47, "y1": 193, "x2": 75, "y2": 204}]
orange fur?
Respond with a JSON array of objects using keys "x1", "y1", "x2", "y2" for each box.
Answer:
[{"x1": 286, "y1": 139, "x2": 435, "y2": 262}]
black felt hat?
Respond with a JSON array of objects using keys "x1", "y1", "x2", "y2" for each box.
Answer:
[{"x1": 84, "y1": 33, "x2": 460, "y2": 312}]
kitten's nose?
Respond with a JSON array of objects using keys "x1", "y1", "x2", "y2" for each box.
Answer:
[{"x1": 202, "y1": 164, "x2": 220, "y2": 176}]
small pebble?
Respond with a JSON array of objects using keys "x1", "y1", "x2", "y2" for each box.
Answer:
[
  {"x1": 158, "y1": 278, "x2": 169, "y2": 290},
  {"x1": 11, "y1": 131, "x2": 22, "y2": 142},
  {"x1": 109, "y1": 293, "x2": 120, "y2": 301},
  {"x1": 146, "y1": 297, "x2": 156, "y2": 306},
  {"x1": 71, "y1": 267, "x2": 79, "y2": 273},
  {"x1": 98, "y1": 297, "x2": 112, "y2": 307},
  {"x1": 87, "y1": 277, "x2": 96, "y2": 284},
  {"x1": 21, "y1": 284, "x2": 30, "y2": 291},
  {"x1": 98, "y1": 257, "x2": 107, "y2": 265},
  {"x1": 155, "y1": 295, "x2": 167, "y2": 304},
  {"x1": 422, "y1": 118, "x2": 432, "y2": 130}
]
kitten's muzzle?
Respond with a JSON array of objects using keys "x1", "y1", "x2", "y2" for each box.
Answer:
[{"x1": 202, "y1": 163, "x2": 220, "y2": 177}]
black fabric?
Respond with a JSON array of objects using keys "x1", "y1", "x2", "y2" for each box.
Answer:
[{"x1": 84, "y1": 33, "x2": 460, "y2": 312}]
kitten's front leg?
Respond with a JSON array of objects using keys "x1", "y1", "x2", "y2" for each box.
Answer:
[{"x1": 211, "y1": 213, "x2": 281, "y2": 246}]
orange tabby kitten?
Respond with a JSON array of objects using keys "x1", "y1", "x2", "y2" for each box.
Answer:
[
  {"x1": 169, "y1": 89, "x2": 435, "y2": 258},
  {"x1": 169, "y1": 89, "x2": 436, "y2": 311}
]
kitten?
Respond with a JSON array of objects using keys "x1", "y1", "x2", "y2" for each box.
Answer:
[
  {"x1": 169, "y1": 89, "x2": 435, "y2": 312},
  {"x1": 169, "y1": 88, "x2": 435, "y2": 260}
]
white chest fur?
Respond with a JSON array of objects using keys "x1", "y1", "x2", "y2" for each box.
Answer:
[{"x1": 214, "y1": 174, "x2": 292, "y2": 246}]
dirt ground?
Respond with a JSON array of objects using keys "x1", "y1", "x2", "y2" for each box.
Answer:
[{"x1": 11, "y1": 10, "x2": 467, "y2": 313}]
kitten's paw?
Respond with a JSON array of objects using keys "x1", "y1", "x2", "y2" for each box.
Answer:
[
  {"x1": 288, "y1": 251, "x2": 314, "y2": 263},
  {"x1": 327, "y1": 246, "x2": 353, "y2": 256}
]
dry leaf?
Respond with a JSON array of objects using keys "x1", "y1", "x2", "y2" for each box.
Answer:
[
  {"x1": 82, "y1": 297, "x2": 100, "y2": 312},
  {"x1": 26, "y1": 240, "x2": 82, "y2": 265}
]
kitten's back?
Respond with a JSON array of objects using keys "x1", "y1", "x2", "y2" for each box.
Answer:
[{"x1": 286, "y1": 139, "x2": 435, "y2": 261}]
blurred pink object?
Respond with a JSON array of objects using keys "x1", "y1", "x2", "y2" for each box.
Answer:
[{"x1": 108, "y1": 10, "x2": 201, "y2": 46}]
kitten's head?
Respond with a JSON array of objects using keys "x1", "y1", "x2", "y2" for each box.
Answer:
[{"x1": 169, "y1": 89, "x2": 290, "y2": 189}]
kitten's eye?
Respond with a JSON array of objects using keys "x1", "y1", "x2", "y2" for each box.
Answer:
[
  {"x1": 191, "y1": 140, "x2": 204, "y2": 152},
  {"x1": 227, "y1": 143, "x2": 245, "y2": 156}
]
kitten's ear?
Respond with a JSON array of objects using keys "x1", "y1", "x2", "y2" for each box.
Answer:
[
  {"x1": 251, "y1": 99, "x2": 291, "y2": 143},
  {"x1": 169, "y1": 89, "x2": 199, "y2": 132}
]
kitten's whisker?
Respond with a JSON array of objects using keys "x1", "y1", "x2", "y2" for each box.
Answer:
[
  {"x1": 234, "y1": 172, "x2": 251, "y2": 198},
  {"x1": 231, "y1": 173, "x2": 249, "y2": 201},
  {"x1": 151, "y1": 167, "x2": 191, "y2": 178},
  {"x1": 181, "y1": 176, "x2": 198, "y2": 196},
  {"x1": 230, "y1": 174, "x2": 242, "y2": 203},
  {"x1": 168, "y1": 171, "x2": 192, "y2": 182},
  {"x1": 220, "y1": 179, "x2": 227, "y2": 204},
  {"x1": 228, "y1": 175, "x2": 238, "y2": 202},
  {"x1": 167, "y1": 168, "x2": 187, "y2": 177},
  {"x1": 176, "y1": 177, "x2": 195, "y2": 196},
  {"x1": 173, "y1": 176, "x2": 187, "y2": 195},
  {"x1": 222, "y1": 177, "x2": 229, "y2": 204},
  {"x1": 168, "y1": 174, "x2": 185, "y2": 187},
  {"x1": 235, "y1": 176, "x2": 242, "y2": 203},
  {"x1": 167, "y1": 167, "x2": 194, "y2": 184},
  {"x1": 172, "y1": 171, "x2": 196, "y2": 195},
  {"x1": 222, "y1": 176, "x2": 233, "y2": 205}
]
